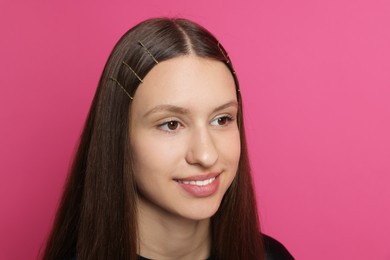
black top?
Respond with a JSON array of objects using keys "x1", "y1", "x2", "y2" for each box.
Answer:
[
  {"x1": 263, "y1": 234, "x2": 294, "y2": 260},
  {"x1": 69, "y1": 234, "x2": 294, "y2": 260},
  {"x1": 138, "y1": 234, "x2": 294, "y2": 260}
]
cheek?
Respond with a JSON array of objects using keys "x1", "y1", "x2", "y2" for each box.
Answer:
[
  {"x1": 131, "y1": 140, "x2": 165, "y2": 195},
  {"x1": 131, "y1": 135, "x2": 184, "y2": 178},
  {"x1": 232, "y1": 133, "x2": 241, "y2": 161},
  {"x1": 218, "y1": 130, "x2": 241, "y2": 168}
]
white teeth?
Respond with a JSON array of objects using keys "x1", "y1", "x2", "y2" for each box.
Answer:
[{"x1": 178, "y1": 177, "x2": 216, "y2": 186}]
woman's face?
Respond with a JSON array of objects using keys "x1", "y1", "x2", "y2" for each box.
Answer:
[{"x1": 130, "y1": 55, "x2": 240, "y2": 221}]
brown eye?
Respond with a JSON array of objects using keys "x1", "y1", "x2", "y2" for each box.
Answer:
[
  {"x1": 211, "y1": 116, "x2": 233, "y2": 126},
  {"x1": 167, "y1": 121, "x2": 179, "y2": 130},
  {"x1": 159, "y1": 120, "x2": 181, "y2": 132},
  {"x1": 217, "y1": 117, "x2": 228, "y2": 125}
]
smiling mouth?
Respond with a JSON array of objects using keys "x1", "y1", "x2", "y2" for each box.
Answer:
[{"x1": 176, "y1": 177, "x2": 216, "y2": 186}]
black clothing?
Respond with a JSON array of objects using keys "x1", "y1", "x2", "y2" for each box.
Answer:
[
  {"x1": 138, "y1": 234, "x2": 294, "y2": 260},
  {"x1": 263, "y1": 234, "x2": 294, "y2": 260},
  {"x1": 69, "y1": 234, "x2": 294, "y2": 260}
]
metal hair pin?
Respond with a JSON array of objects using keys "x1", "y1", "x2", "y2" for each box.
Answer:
[
  {"x1": 217, "y1": 42, "x2": 239, "y2": 93},
  {"x1": 217, "y1": 42, "x2": 230, "y2": 64},
  {"x1": 122, "y1": 61, "x2": 143, "y2": 83},
  {"x1": 110, "y1": 42, "x2": 159, "y2": 100},
  {"x1": 138, "y1": 41, "x2": 159, "y2": 64},
  {"x1": 109, "y1": 77, "x2": 134, "y2": 100}
]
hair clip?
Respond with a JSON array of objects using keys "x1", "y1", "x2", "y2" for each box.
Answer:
[
  {"x1": 122, "y1": 61, "x2": 143, "y2": 83},
  {"x1": 138, "y1": 41, "x2": 159, "y2": 64},
  {"x1": 217, "y1": 42, "x2": 230, "y2": 64},
  {"x1": 217, "y1": 42, "x2": 237, "y2": 77},
  {"x1": 109, "y1": 77, "x2": 134, "y2": 100}
]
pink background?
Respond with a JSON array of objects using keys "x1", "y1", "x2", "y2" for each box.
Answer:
[{"x1": 1, "y1": 0, "x2": 390, "y2": 259}]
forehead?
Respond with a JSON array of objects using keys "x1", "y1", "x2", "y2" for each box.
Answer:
[{"x1": 131, "y1": 55, "x2": 237, "y2": 111}]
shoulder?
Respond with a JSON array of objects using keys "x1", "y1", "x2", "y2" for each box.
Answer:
[{"x1": 263, "y1": 234, "x2": 294, "y2": 260}]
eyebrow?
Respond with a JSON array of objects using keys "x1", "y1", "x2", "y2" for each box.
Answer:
[
  {"x1": 212, "y1": 100, "x2": 238, "y2": 113},
  {"x1": 143, "y1": 100, "x2": 238, "y2": 117}
]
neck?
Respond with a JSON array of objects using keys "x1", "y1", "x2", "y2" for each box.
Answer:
[{"x1": 136, "y1": 197, "x2": 211, "y2": 260}]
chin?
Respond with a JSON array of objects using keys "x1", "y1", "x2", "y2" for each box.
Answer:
[{"x1": 177, "y1": 199, "x2": 222, "y2": 221}]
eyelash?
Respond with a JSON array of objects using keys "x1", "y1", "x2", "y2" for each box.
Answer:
[
  {"x1": 158, "y1": 120, "x2": 183, "y2": 132},
  {"x1": 210, "y1": 115, "x2": 234, "y2": 126},
  {"x1": 158, "y1": 115, "x2": 235, "y2": 132}
]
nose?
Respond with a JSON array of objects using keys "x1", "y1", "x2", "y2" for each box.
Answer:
[{"x1": 185, "y1": 127, "x2": 218, "y2": 168}]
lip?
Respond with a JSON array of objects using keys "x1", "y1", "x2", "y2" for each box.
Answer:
[{"x1": 174, "y1": 172, "x2": 221, "y2": 198}]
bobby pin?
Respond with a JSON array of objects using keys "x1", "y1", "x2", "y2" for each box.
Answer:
[
  {"x1": 217, "y1": 42, "x2": 230, "y2": 64},
  {"x1": 122, "y1": 61, "x2": 144, "y2": 83},
  {"x1": 217, "y1": 42, "x2": 237, "y2": 76},
  {"x1": 109, "y1": 77, "x2": 134, "y2": 100},
  {"x1": 138, "y1": 41, "x2": 159, "y2": 64}
]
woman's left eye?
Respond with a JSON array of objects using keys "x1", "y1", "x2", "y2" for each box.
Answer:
[{"x1": 211, "y1": 115, "x2": 234, "y2": 126}]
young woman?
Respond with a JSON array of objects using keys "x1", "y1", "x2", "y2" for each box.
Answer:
[{"x1": 43, "y1": 18, "x2": 293, "y2": 260}]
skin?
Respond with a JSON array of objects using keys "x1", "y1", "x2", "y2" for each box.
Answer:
[{"x1": 130, "y1": 55, "x2": 240, "y2": 259}]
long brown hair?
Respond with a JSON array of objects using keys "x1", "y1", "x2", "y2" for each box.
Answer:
[{"x1": 43, "y1": 18, "x2": 264, "y2": 260}]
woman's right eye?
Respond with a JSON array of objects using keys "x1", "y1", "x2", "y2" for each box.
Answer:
[{"x1": 158, "y1": 120, "x2": 182, "y2": 132}]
